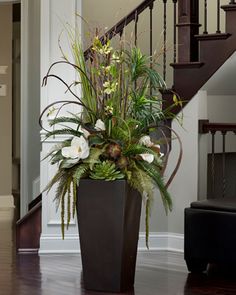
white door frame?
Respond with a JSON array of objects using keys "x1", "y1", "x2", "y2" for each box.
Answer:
[{"x1": 20, "y1": 0, "x2": 29, "y2": 217}]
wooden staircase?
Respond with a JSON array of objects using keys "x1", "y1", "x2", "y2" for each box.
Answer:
[
  {"x1": 167, "y1": 3, "x2": 236, "y2": 113},
  {"x1": 16, "y1": 194, "x2": 42, "y2": 253}
]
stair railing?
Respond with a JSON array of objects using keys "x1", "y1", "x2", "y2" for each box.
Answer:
[
  {"x1": 84, "y1": 0, "x2": 178, "y2": 87},
  {"x1": 199, "y1": 120, "x2": 236, "y2": 199}
]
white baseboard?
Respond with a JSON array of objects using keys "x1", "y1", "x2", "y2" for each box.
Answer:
[
  {"x1": 39, "y1": 234, "x2": 80, "y2": 254},
  {"x1": 0, "y1": 195, "x2": 14, "y2": 208},
  {"x1": 138, "y1": 232, "x2": 184, "y2": 253},
  {"x1": 39, "y1": 232, "x2": 184, "y2": 254}
]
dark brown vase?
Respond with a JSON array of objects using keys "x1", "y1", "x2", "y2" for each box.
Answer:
[{"x1": 76, "y1": 179, "x2": 142, "y2": 293}]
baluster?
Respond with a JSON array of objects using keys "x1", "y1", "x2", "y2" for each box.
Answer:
[
  {"x1": 134, "y1": 10, "x2": 138, "y2": 47},
  {"x1": 163, "y1": 0, "x2": 167, "y2": 81},
  {"x1": 173, "y1": 0, "x2": 177, "y2": 63},
  {"x1": 119, "y1": 29, "x2": 123, "y2": 39},
  {"x1": 203, "y1": 0, "x2": 208, "y2": 34},
  {"x1": 216, "y1": 0, "x2": 221, "y2": 33},
  {"x1": 211, "y1": 131, "x2": 216, "y2": 197},
  {"x1": 222, "y1": 131, "x2": 226, "y2": 198},
  {"x1": 229, "y1": 0, "x2": 236, "y2": 4},
  {"x1": 149, "y1": 3, "x2": 153, "y2": 98}
]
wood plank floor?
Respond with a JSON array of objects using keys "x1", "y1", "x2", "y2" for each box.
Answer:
[{"x1": 1, "y1": 208, "x2": 236, "y2": 295}]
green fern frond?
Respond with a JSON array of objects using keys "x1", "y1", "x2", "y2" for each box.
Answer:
[
  {"x1": 137, "y1": 161, "x2": 172, "y2": 213},
  {"x1": 60, "y1": 184, "x2": 67, "y2": 239},
  {"x1": 72, "y1": 178, "x2": 77, "y2": 218},
  {"x1": 44, "y1": 169, "x2": 66, "y2": 193},
  {"x1": 124, "y1": 144, "x2": 155, "y2": 157},
  {"x1": 73, "y1": 164, "x2": 89, "y2": 186},
  {"x1": 67, "y1": 180, "x2": 71, "y2": 230},
  {"x1": 54, "y1": 172, "x2": 69, "y2": 209},
  {"x1": 44, "y1": 128, "x2": 82, "y2": 139},
  {"x1": 127, "y1": 160, "x2": 154, "y2": 248},
  {"x1": 49, "y1": 116, "x2": 82, "y2": 127},
  {"x1": 83, "y1": 147, "x2": 105, "y2": 170},
  {"x1": 145, "y1": 198, "x2": 151, "y2": 249},
  {"x1": 111, "y1": 126, "x2": 130, "y2": 143}
]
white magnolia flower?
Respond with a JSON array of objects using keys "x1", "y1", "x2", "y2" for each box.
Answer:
[
  {"x1": 95, "y1": 119, "x2": 106, "y2": 131},
  {"x1": 78, "y1": 125, "x2": 90, "y2": 139},
  {"x1": 140, "y1": 153, "x2": 154, "y2": 164},
  {"x1": 61, "y1": 136, "x2": 90, "y2": 160},
  {"x1": 139, "y1": 135, "x2": 153, "y2": 147}
]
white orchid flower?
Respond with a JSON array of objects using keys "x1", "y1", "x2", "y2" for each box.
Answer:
[
  {"x1": 78, "y1": 125, "x2": 90, "y2": 139},
  {"x1": 139, "y1": 137, "x2": 163, "y2": 157},
  {"x1": 95, "y1": 119, "x2": 106, "y2": 131},
  {"x1": 139, "y1": 135, "x2": 153, "y2": 147},
  {"x1": 61, "y1": 136, "x2": 90, "y2": 160},
  {"x1": 140, "y1": 153, "x2": 154, "y2": 164}
]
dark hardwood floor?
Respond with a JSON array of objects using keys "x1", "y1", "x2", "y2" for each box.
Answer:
[{"x1": 1, "y1": 208, "x2": 236, "y2": 295}]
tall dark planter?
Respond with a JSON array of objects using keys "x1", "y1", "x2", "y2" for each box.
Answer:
[{"x1": 76, "y1": 179, "x2": 142, "y2": 292}]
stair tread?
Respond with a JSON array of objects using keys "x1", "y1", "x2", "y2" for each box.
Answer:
[
  {"x1": 221, "y1": 4, "x2": 236, "y2": 11},
  {"x1": 195, "y1": 33, "x2": 231, "y2": 41},
  {"x1": 170, "y1": 62, "x2": 204, "y2": 69}
]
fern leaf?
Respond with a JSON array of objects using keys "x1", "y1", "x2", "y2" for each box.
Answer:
[
  {"x1": 44, "y1": 128, "x2": 82, "y2": 139},
  {"x1": 72, "y1": 178, "x2": 77, "y2": 218},
  {"x1": 44, "y1": 169, "x2": 65, "y2": 193},
  {"x1": 73, "y1": 164, "x2": 89, "y2": 186},
  {"x1": 145, "y1": 198, "x2": 150, "y2": 249},
  {"x1": 67, "y1": 178, "x2": 71, "y2": 230},
  {"x1": 137, "y1": 161, "x2": 172, "y2": 213},
  {"x1": 49, "y1": 116, "x2": 82, "y2": 126},
  {"x1": 83, "y1": 147, "x2": 105, "y2": 170}
]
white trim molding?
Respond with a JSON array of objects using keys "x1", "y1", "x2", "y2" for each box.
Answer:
[
  {"x1": 138, "y1": 232, "x2": 184, "y2": 253},
  {"x1": 0, "y1": 195, "x2": 15, "y2": 208},
  {"x1": 20, "y1": 0, "x2": 29, "y2": 217},
  {"x1": 39, "y1": 232, "x2": 184, "y2": 254}
]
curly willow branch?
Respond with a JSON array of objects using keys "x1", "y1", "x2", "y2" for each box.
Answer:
[
  {"x1": 42, "y1": 60, "x2": 98, "y2": 98},
  {"x1": 150, "y1": 124, "x2": 183, "y2": 189},
  {"x1": 39, "y1": 100, "x2": 83, "y2": 133},
  {"x1": 164, "y1": 126, "x2": 183, "y2": 189}
]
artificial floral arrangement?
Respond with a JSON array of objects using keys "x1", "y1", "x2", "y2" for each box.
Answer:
[{"x1": 40, "y1": 28, "x2": 181, "y2": 247}]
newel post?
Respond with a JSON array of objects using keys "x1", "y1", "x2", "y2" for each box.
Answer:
[{"x1": 177, "y1": 0, "x2": 200, "y2": 62}]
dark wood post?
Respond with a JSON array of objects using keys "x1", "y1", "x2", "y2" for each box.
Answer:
[{"x1": 177, "y1": 0, "x2": 200, "y2": 62}]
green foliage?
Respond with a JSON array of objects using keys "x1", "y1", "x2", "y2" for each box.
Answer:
[
  {"x1": 137, "y1": 161, "x2": 172, "y2": 213},
  {"x1": 90, "y1": 161, "x2": 125, "y2": 181},
  {"x1": 44, "y1": 128, "x2": 82, "y2": 139}
]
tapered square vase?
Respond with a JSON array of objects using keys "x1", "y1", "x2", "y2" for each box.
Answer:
[{"x1": 76, "y1": 179, "x2": 142, "y2": 292}]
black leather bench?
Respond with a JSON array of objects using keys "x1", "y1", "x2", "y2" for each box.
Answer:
[{"x1": 184, "y1": 198, "x2": 236, "y2": 272}]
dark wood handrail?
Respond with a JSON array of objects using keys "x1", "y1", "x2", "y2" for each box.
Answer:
[
  {"x1": 199, "y1": 120, "x2": 236, "y2": 134},
  {"x1": 84, "y1": 0, "x2": 156, "y2": 59}
]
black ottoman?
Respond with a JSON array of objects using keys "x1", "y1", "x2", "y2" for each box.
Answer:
[{"x1": 184, "y1": 198, "x2": 236, "y2": 272}]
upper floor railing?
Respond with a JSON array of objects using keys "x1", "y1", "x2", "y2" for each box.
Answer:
[
  {"x1": 199, "y1": 120, "x2": 236, "y2": 199},
  {"x1": 84, "y1": 0, "x2": 236, "y2": 88}
]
